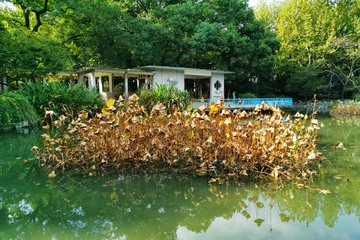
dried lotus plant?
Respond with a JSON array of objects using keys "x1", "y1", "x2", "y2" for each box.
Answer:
[
  {"x1": 331, "y1": 100, "x2": 360, "y2": 115},
  {"x1": 33, "y1": 94, "x2": 323, "y2": 180}
]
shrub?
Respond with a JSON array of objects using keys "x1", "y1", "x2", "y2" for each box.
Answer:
[
  {"x1": 136, "y1": 84, "x2": 190, "y2": 113},
  {"x1": 262, "y1": 93, "x2": 278, "y2": 98},
  {"x1": 19, "y1": 80, "x2": 103, "y2": 119},
  {"x1": 0, "y1": 91, "x2": 39, "y2": 129},
  {"x1": 238, "y1": 92, "x2": 257, "y2": 98}
]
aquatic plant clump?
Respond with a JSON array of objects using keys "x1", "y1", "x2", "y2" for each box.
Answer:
[
  {"x1": 330, "y1": 100, "x2": 360, "y2": 115},
  {"x1": 32, "y1": 95, "x2": 323, "y2": 180}
]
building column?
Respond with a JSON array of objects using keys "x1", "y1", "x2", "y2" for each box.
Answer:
[
  {"x1": 99, "y1": 76, "x2": 103, "y2": 93},
  {"x1": 125, "y1": 72, "x2": 128, "y2": 98},
  {"x1": 109, "y1": 74, "x2": 113, "y2": 92},
  {"x1": 70, "y1": 74, "x2": 74, "y2": 85},
  {"x1": 42, "y1": 75, "x2": 46, "y2": 86},
  {"x1": 90, "y1": 71, "x2": 96, "y2": 89},
  {"x1": 3, "y1": 76, "x2": 7, "y2": 91},
  {"x1": 209, "y1": 75, "x2": 215, "y2": 99},
  {"x1": 78, "y1": 74, "x2": 84, "y2": 86}
]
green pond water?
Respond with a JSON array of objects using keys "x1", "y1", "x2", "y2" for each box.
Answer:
[{"x1": 1, "y1": 113, "x2": 360, "y2": 240}]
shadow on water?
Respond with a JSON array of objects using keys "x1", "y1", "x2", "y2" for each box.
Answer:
[{"x1": 1, "y1": 113, "x2": 360, "y2": 240}]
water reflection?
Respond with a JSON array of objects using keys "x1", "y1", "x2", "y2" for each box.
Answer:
[
  {"x1": 0, "y1": 167, "x2": 359, "y2": 240},
  {"x1": 1, "y1": 116, "x2": 360, "y2": 239}
]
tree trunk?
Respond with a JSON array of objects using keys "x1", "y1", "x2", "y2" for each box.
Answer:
[{"x1": 341, "y1": 79, "x2": 348, "y2": 99}]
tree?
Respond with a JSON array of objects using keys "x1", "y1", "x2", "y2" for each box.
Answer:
[
  {"x1": 325, "y1": 38, "x2": 360, "y2": 99},
  {"x1": 0, "y1": 1, "x2": 71, "y2": 87},
  {"x1": 285, "y1": 64, "x2": 324, "y2": 99},
  {"x1": 254, "y1": 0, "x2": 360, "y2": 99},
  {"x1": 1, "y1": 0, "x2": 280, "y2": 87}
]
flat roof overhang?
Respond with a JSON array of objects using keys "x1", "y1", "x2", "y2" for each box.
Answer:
[
  {"x1": 136, "y1": 66, "x2": 235, "y2": 74},
  {"x1": 56, "y1": 66, "x2": 234, "y2": 78},
  {"x1": 58, "y1": 67, "x2": 155, "y2": 76}
]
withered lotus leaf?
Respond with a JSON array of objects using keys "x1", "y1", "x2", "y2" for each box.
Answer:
[
  {"x1": 32, "y1": 94, "x2": 323, "y2": 181},
  {"x1": 44, "y1": 110, "x2": 55, "y2": 119},
  {"x1": 48, "y1": 171, "x2": 56, "y2": 178},
  {"x1": 31, "y1": 146, "x2": 39, "y2": 152},
  {"x1": 336, "y1": 142, "x2": 346, "y2": 150},
  {"x1": 128, "y1": 94, "x2": 139, "y2": 103}
]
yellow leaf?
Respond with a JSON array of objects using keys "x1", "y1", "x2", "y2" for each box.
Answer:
[
  {"x1": 209, "y1": 105, "x2": 218, "y2": 115},
  {"x1": 81, "y1": 113, "x2": 88, "y2": 119},
  {"x1": 187, "y1": 131, "x2": 194, "y2": 138},
  {"x1": 187, "y1": 105, "x2": 193, "y2": 111},
  {"x1": 110, "y1": 191, "x2": 118, "y2": 200},
  {"x1": 219, "y1": 121, "x2": 224, "y2": 126},
  {"x1": 107, "y1": 98, "x2": 115, "y2": 108},
  {"x1": 102, "y1": 108, "x2": 110, "y2": 115}
]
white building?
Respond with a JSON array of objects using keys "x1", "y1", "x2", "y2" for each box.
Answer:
[{"x1": 58, "y1": 66, "x2": 234, "y2": 100}]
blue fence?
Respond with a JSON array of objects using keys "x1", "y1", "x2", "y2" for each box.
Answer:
[{"x1": 191, "y1": 98, "x2": 293, "y2": 109}]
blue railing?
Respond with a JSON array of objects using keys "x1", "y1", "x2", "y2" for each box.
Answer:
[{"x1": 191, "y1": 98, "x2": 293, "y2": 109}]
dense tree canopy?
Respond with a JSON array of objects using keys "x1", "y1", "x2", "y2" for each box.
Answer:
[
  {"x1": 0, "y1": 0, "x2": 280, "y2": 90},
  {"x1": 255, "y1": 0, "x2": 360, "y2": 99}
]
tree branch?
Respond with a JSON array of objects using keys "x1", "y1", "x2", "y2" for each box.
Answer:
[
  {"x1": 32, "y1": 0, "x2": 49, "y2": 32},
  {"x1": 62, "y1": 34, "x2": 86, "y2": 45},
  {"x1": 11, "y1": 19, "x2": 25, "y2": 27}
]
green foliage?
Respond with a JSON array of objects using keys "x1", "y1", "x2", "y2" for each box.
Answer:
[
  {"x1": 136, "y1": 88, "x2": 156, "y2": 112},
  {"x1": 19, "y1": 81, "x2": 103, "y2": 119},
  {"x1": 0, "y1": 91, "x2": 39, "y2": 129},
  {"x1": 354, "y1": 94, "x2": 360, "y2": 102},
  {"x1": 1, "y1": 0, "x2": 280, "y2": 93},
  {"x1": 0, "y1": 16, "x2": 71, "y2": 86},
  {"x1": 286, "y1": 65, "x2": 324, "y2": 99},
  {"x1": 153, "y1": 83, "x2": 191, "y2": 110},
  {"x1": 261, "y1": 93, "x2": 278, "y2": 98},
  {"x1": 255, "y1": 0, "x2": 360, "y2": 100},
  {"x1": 114, "y1": 83, "x2": 125, "y2": 93},
  {"x1": 238, "y1": 92, "x2": 257, "y2": 98},
  {"x1": 136, "y1": 84, "x2": 190, "y2": 113}
]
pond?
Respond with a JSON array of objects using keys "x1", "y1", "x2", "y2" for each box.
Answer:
[{"x1": 1, "y1": 113, "x2": 360, "y2": 240}]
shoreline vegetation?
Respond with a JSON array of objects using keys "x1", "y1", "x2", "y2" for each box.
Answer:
[
  {"x1": 330, "y1": 100, "x2": 360, "y2": 115},
  {"x1": 31, "y1": 94, "x2": 324, "y2": 182},
  {"x1": 0, "y1": 91, "x2": 39, "y2": 130}
]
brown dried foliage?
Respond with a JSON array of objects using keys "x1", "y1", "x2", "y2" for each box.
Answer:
[{"x1": 32, "y1": 94, "x2": 323, "y2": 180}]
